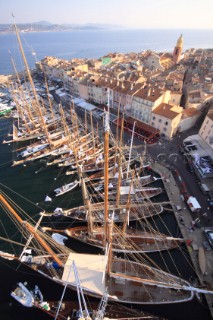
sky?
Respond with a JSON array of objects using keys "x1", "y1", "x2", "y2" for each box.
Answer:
[{"x1": 0, "y1": 0, "x2": 213, "y2": 29}]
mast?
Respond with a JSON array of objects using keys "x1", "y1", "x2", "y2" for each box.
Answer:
[
  {"x1": 115, "y1": 151, "x2": 122, "y2": 207},
  {"x1": 12, "y1": 18, "x2": 42, "y2": 122},
  {"x1": 0, "y1": 194, "x2": 63, "y2": 267},
  {"x1": 79, "y1": 165, "x2": 94, "y2": 235},
  {"x1": 103, "y1": 111, "x2": 110, "y2": 247},
  {"x1": 126, "y1": 121, "x2": 136, "y2": 178},
  {"x1": 44, "y1": 76, "x2": 55, "y2": 127},
  {"x1": 122, "y1": 172, "x2": 134, "y2": 233},
  {"x1": 9, "y1": 54, "x2": 34, "y2": 130},
  {"x1": 115, "y1": 97, "x2": 121, "y2": 145},
  {"x1": 84, "y1": 109, "x2": 88, "y2": 135},
  {"x1": 40, "y1": 99, "x2": 52, "y2": 147},
  {"x1": 10, "y1": 83, "x2": 31, "y2": 134},
  {"x1": 13, "y1": 18, "x2": 40, "y2": 111},
  {"x1": 103, "y1": 111, "x2": 113, "y2": 278},
  {"x1": 90, "y1": 111, "x2": 96, "y2": 153}
]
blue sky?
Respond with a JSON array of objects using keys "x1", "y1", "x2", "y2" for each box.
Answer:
[{"x1": 1, "y1": 0, "x2": 213, "y2": 29}]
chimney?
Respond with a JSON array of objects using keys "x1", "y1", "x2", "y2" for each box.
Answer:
[
  {"x1": 117, "y1": 80, "x2": 119, "y2": 86},
  {"x1": 122, "y1": 82, "x2": 125, "y2": 89},
  {"x1": 147, "y1": 88, "x2": 151, "y2": 96}
]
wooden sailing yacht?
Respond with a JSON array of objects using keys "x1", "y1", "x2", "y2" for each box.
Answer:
[
  {"x1": 1, "y1": 115, "x2": 212, "y2": 305},
  {"x1": 43, "y1": 165, "x2": 183, "y2": 253},
  {"x1": 11, "y1": 269, "x2": 165, "y2": 320}
]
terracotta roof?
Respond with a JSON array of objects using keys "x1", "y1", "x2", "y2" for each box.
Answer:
[
  {"x1": 160, "y1": 53, "x2": 173, "y2": 61},
  {"x1": 152, "y1": 103, "x2": 181, "y2": 120},
  {"x1": 134, "y1": 86, "x2": 163, "y2": 102},
  {"x1": 126, "y1": 83, "x2": 144, "y2": 95},
  {"x1": 113, "y1": 80, "x2": 133, "y2": 94},
  {"x1": 182, "y1": 108, "x2": 201, "y2": 119}
]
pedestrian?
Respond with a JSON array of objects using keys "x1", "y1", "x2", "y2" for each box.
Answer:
[
  {"x1": 179, "y1": 215, "x2": 185, "y2": 225},
  {"x1": 191, "y1": 221, "x2": 195, "y2": 231}
]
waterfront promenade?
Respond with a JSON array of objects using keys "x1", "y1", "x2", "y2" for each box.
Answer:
[{"x1": 151, "y1": 161, "x2": 213, "y2": 318}]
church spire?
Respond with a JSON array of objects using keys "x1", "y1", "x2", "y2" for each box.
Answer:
[
  {"x1": 173, "y1": 34, "x2": 183, "y2": 63},
  {"x1": 176, "y1": 34, "x2": 183, "y2": 48}
]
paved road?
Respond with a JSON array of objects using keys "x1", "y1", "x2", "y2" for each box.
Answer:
[{"x1": 147, "y1": 130, "x2": 213, "y2": 227}]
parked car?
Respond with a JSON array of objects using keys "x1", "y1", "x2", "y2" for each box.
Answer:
[{"x1": 203, "y1": 229, "x2": 213, "y2": 248}]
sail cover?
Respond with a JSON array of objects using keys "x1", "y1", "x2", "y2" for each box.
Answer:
[{"x1": 62, "y1": 253, "x2": 105, "y2": 296}]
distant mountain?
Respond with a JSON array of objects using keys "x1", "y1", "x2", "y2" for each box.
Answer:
[
  {"x1": 84, "y1": 23, "x2": 123, "y2": 30},
  {"x1": 0, "y1": 21, "x2": 124, "y2": 33},
  {"x1": 31, "y1": 21, "x2": 52, "y2": 25},
  {"x1": 62, "y1": 23, "x2": 123, "y2": 30}
]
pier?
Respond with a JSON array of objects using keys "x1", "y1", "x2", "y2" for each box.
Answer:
[{"x1": 152, "y1": 161, "x2": 213, "y2": 318}]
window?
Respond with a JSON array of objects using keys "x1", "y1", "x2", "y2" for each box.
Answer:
[
  {"x1": 159, "y1": 119, "x2": 162, "y2": 123},
  {"x1": 163, "y1": 127, "x2": 167, "y2": 132},
  {"x1": 165, "y1": 121, "x2": 168, "y2": 125},
  {"x1": 152, "y1": 116, "x2": 156, "y2": 120}
]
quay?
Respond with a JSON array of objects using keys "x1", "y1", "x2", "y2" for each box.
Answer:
[{"x1": 152, "y1": 161, "x2": 213, "y2": 318}]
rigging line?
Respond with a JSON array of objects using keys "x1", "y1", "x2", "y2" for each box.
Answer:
[
  {"x1": 0, "y1": 183, "x2": 44, "y2": 212},
  {"x1": 0, "y1": 219, "x2": 16, "y2": 253},
  {"x1": 20, "y1": 32, "x2": 38, "y2": 63},
  {"x1": 0, "y1": 188, "x2": 41, "y2": 225},
  {"x1": 0, "y1": 235, "x2": 52, "y2": 254},
  {"x1": 0, "y1": 160, "x2": 14, "y2": 168},
  {"x1": 129, "y1": 189, "x2": 182, "y2": 277},
  {"x1": 123, "y1": 242, "x2": 179, "y2": 285}
]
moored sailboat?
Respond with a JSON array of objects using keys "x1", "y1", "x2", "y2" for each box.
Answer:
[
  {"x1": 1, "y1": 114, "x2": 212, "y2": 305},
  {"x1": 0, "y1": 191, "x2": 197, "y2": 305}
]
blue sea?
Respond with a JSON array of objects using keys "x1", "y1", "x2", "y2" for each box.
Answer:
[{"x1": 0, "y1": 29, "x2": 213, "y2": 75}]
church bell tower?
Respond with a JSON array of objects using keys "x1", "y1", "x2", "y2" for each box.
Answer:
[{"x1": 173, "y1": 34, "x2": 183, "y2": 63}]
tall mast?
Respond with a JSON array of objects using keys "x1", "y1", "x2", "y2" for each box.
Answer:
[
  {"x1": 0, "y1": 194, "x2": 63, "y2": 267},
  {"x1": 44, "y1": 76, "x2": 55, "y2": 127},
  {"x1": 126, "y1": 121, "x2": 136, "y2": 178},
  {"x1": 103, "y1": 111, "x2": 110, "y2": 247},
  {"x1": 122, "y1": 172, "x2": 134, "y2": 233},
  {"x1": 10, "y1": 83, "x2": 31, "y2": 134},
  {"x1": 84, "y1": 109, "x2": 88, "y2": 135},
  {"x1": 115, "y1": 97, "x2": 121, "y2": 145},
  {"x1": 13, "y1": 17, "x2": 41, "y2": 114},
  {"x1": 40, "y1": 99, "x2": 52, "y2": 147},
  {"x1": 9, "y1": 54, "x2": 35, "y2": 128},
  {"x1": 90, "y1": 111, "x2": 95, "y2": 153},
  {"x1": 115, "y1": 151, "x2": 122, "y2": 207}
]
